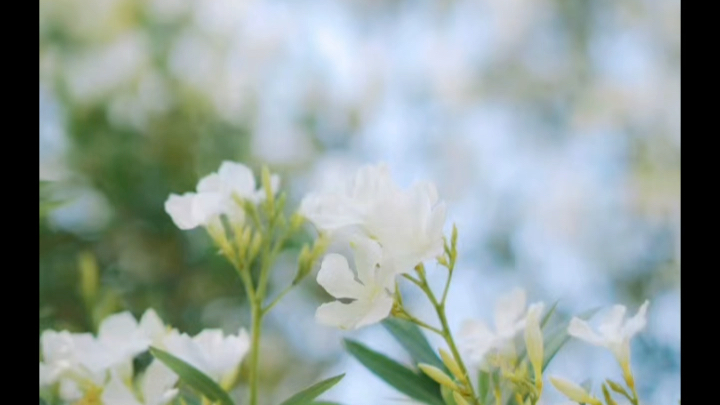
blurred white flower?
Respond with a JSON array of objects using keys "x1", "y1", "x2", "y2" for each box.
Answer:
[
  {"x1": 165, "y1": 161, "x2": 279, "y2": 230},
  {"x1": 301, "y1": 162, "x2": 446, "y2": 273},
  {"x1": 95, "y1": 312, "x2": 153, "y2": 373},
  {"x1": 163, "y1": 327, "x2": 250, "y2": 386},
  {"x1": 568, "y1": 300, "x2": 650, "y2": 377},
  {"x1": 40, "y1": 308, "x2": 166, "y2": 402},
  {"x1": 315, "y1": 238, "x2": 395, "y2": 330},
  {"x1": 39, "y1": 330, "x2": 106, "y2": 389},
  {"x1": 101, "y1": 361, "x2": 178, "y2": 405},
  {"x1": 459, "y1": 288, "x2": 536, "y2": 368}
]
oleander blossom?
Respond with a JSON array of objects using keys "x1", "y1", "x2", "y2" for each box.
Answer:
[
  {"x1": 567, "y1": 300, "x2": 650, "y2": 375},
  {"x1": 102, "y1": 361, "x2": 178, "y2": 405},
  {"x1": 164, "y1": 161, "x2": 280, "y2": 230},
  {"x1": 163, "y1": 327, "x2": 250, "y2": 386},
  {"x1": 39, "y1": 309, "x2": 168, "y2": 402},
  {"x1": 459, "y1": 288, "x2": 542, "y2": 369},
  {"x1": 300, "y1": 162, "x2": 446, "y2": 274},
  {"x1": 315, "y1": 237, "x2": 396, "y2": 330}
]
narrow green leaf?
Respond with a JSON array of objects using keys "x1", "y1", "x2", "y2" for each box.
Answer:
[
  {"x1": 149, "y1": 347, "x2": 235, "y2": 405},
  {"x1": 344, "y1": 339, "x2": 445, "y2": 405},
  {"x1": 541, "y1": 300, "x2": 559, "y2": 329},
  {"x1": 278, "y1": 374, "x2": 345, "y2": 405},
  {"x1": 477, "y1": 370, "x2": 490, "y2": 404},
  {"x1": 382, "y1": 318, "x2": 445, "y2": 370}
]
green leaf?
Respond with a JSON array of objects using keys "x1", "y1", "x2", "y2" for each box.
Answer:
[
  {"x1": 344, "y1": 339, "x2": 444, "y2": 405},
  {"x1": 277, "y1": 374, "x2": 345, "y2": 405},
  {"x1": 477, "y1": 370, "x2": 490, "y2": 404},
  {"x1": 541, "y1": 300, "x2": 559, "y2": 329},
  {"x1": 382, "y1": 318, "x2": 445, "y2": 370},
  {"x1": 149, "y1": 347, "x2": 235, "y2": 405}
]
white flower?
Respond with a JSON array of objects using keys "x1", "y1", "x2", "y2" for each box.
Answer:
[
  {"x1": 39, "y1": 330, "x2": 106, "y2": 388},
  {"x1": 96, "y1": 311, "x2": 153, "y2": 368},
  {"x1": 101, "y1": 360, "x2": 178, "y2": 405},
  {"x1": 165, "y1": 161, "x2": 279, "y2": 230},
  {"x1": 567, "y1": 300, "x2": 649, "y2": 375},
  {"x1": 139, "y1": 309, "x2": 173, "y2": 348},
  {"x1": 459, "y1": 288, "x2": 534, "y2": 368},
  {"x1": 163, "y1": 327, "x2": 250, "y2": 386},
  {"x1": 315, "y1": 237, "x2": 396, "y2": 330},
  {"x1": 300, "y1": 162, "x2": 446, "y2": 274}
]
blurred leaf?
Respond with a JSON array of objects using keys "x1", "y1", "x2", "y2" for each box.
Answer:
[
  {"x1": 344, "y1": 339, "x2": 444, "y2": 405},
  {"x1": 382, "y1": 318, "x2": 445, "y2": 370},
  {"x1": 541, "y1": 300, "x2": 559, "y2": 329},
  {"x1": 477, "y1": 370, "x2": 490, "y2": 404},
  {"x1": 277, "y1": 374, "x2": 345, "y2": 405},
  {"x1": 149, "y1": 347, "x2": 235, "y2": 405},
  {"x1": 39, "y1": 398, "x2": 48, "y2": 405}
]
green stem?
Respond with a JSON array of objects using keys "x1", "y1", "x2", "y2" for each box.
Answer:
[
  {"x1": 440, "y1": 265, "x2": 454, "y2": 305},
  {"x1": 402, "y1": 312, "x2": 444, "y2": 336},
  {"x1": 249, "y1": 302, "x2": 263, "y2": 405},
  {"x1": 262, "y1": 284, "x2": 293, "y2": 315},
  {"x1": 407, "y1": 265, "x2": 480, "y2": 405}
]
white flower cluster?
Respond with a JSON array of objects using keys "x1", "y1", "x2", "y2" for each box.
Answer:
[
  {"x1": 300, "y1": 163, "x2": 447, "y2": 330},
  {"x1": 39, "y1": 309, "x2": 249, "y2": 405},
  {"x1": 164, "y1": 161, "x2": 279, "y2": 231}
]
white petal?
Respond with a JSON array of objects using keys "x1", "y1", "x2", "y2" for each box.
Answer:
[
  {"x1": 163, "y1": 332, "x2": 212, "y2": 378},
  {"x1": 622, "y1": 300, "x2": 650, "y2": 338},
  {"x1": 354, "y1": 293, "x2": 394, "y2": 329},
  {"x1": 567, "y1": 318, "x2": 605, "y2": 347},
  {"x1": 351, "y1": 163, "x2": 397, "y2": 202},
  {"x1": 598, "y1": 305, "x2": 627, "y2": 339},
  {"x1": 299, "y1": 193, "x2": 365, "y2": 231},
  {"x1": 142, "y1": 360, "x2": 178, "y2": 405},
  {"x1": 192, "y1": 329, "x2": 245, "y2": 381},
  {"x1": 217, "y1": 161, "x2": 256, "y2": 198},
  {"x1": 164, "y1": 193, "x2": 200, "y2": 230},
  {"x1": 102, "y1": 372, "x2": 143, "y2": 405},
  {"x1": 349, "y1": 237, "x2": 383, "y2": 286},
  {"x1": 139, "y1": 309, "x2": 167, "y2": 347},
  {"x1": 98, "y1": 312, "x2": 150, "y2": 361},
  {"x1": 458, "y1": 320, "x2": 496, "y2": 366},
  {"x1": 191, "y1": 192, "x2": 224, "y2": 225},
  {"x1": 316, "y1": 254, "x2": 365, "y2": 299},
  {"x1": 315, "y1": 293, "x2": 391, "y2": 330},
  {"x1": 196, "y1": 173, "x2": 224, "y2": 193},
  {"x1": 494, "y1": 288, "x2": 527, "y2": 335}
]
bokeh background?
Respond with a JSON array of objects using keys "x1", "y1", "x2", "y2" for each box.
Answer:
[{"x1": 39, "y1": 0, "x2": 680, "y2": 404}]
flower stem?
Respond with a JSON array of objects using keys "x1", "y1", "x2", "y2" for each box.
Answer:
[
  {"x1": 248, "y1": 302, "x2": 263, "y2": 405},
  {"x1": 262, "y1": 284, "x2": 293, "y2": 315},
  {"x1": 405, "y1": 264, "x2": 480, "y2": 405}
]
